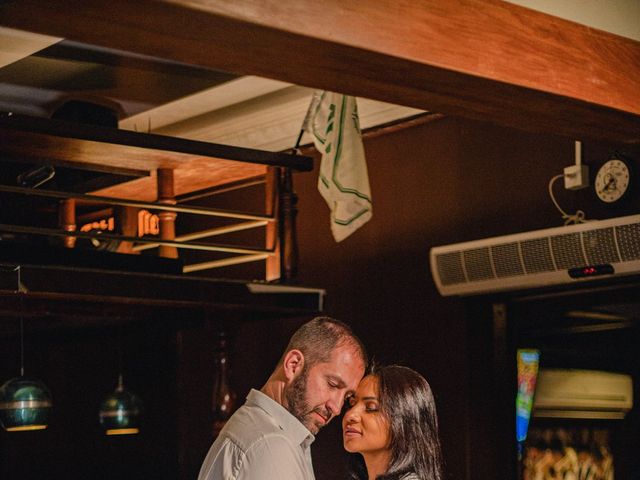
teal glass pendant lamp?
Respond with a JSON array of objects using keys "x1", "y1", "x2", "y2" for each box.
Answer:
[
  {"x1": 99, "y1": 373, "x2": 143, "y2": 436},
  {"x1": 0, "y1": 314, "x2": 53, "y2": 432}
]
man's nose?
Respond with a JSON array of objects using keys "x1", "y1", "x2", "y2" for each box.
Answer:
[{"x1": 327, "y1": 392, "x2": 344, "y2": 416}]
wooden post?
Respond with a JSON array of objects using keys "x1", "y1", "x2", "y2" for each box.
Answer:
[
  {"x1": 279, "y1": 168, "x2": 298, "y2": 282},
  {"x1": 59, "y1": 198, "x2": 76, "y2": 248},
  {"x1": 265, "y1": 167, "x2": 280, "y2": 282},
  {"x1": 492, "y1": 302, "x2": 517, "y2": 479},
  {"x1": 115, "y1": 206, "x2": 139, "y2": 254},
  {"x1": 157, "y1": 168, "x2": 178, "y2": 259}
]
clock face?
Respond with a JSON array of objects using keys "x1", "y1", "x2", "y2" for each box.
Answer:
[{"x1": 595, "y1": 158, "x2": 631, "y2": 203}]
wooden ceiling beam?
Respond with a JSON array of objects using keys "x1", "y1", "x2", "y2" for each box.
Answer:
[{"x1": 1, "y1": 0, "x2": 639, "y2": 143}]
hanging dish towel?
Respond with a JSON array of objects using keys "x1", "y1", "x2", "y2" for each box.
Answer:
[{"x1": 306, "y1": 91, "x2": 372, "y2": 242}]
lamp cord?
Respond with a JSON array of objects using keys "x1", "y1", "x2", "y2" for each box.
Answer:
[
  {"x1": 548, "y1": 174, "x2": 591, "y2": 225},
  {"x1": 117, "y1": 327, "x2": 124, "y2": 390},
  {"x1": 17, "y1": 264, "x2": 25, "y2": 377},
  {"x1": 20, "y1": 315, "x2": 24, "y2": 377},
  {"x1": 20, "y1": 297, "x2": 25, "y2": 377}
]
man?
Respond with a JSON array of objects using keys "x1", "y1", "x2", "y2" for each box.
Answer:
[{"x1": 198, "y1": 316, "x2": 367, "y2": 480}]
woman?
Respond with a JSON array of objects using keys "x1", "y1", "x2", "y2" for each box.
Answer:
[{"x1": 342, "y1": 365, "x2": 444, "y2": 480}]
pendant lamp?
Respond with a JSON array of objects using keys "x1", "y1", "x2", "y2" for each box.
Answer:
[
  {"x1": 99, "y1": 374, "x2": 142, "y2": 435},
  {"x1": 0, "y1": 377, "x2": 52, "y2": 431},
  {"x1": 0, "y1": 281, "x2": 52, "y2": 432}
]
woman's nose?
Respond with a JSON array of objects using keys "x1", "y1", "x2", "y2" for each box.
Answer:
[{"x1": 344, "y1": 406, "x2": 360, "y2": 423}]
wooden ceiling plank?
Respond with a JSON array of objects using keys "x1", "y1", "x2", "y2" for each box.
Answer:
[
  {"x1": 0, "y1": 112, "x2": 306, "y2": 199},
  {"x1": 1, "y1": 0, "x2": 639, "y2": 143},
  {"x1": 0, "y1": 113, "x2": 312, "y2": 170}
]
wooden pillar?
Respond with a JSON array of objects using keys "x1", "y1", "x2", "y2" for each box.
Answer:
[
  {"x1": 265, "y1": 167, "x2": 281, "y2": 282},
  {"x1": 491, "y1": 302, "x2": 517, "y2": 479},
  {"x1": 279, "y1": 168, "x2": 298, "y2": 282},
  {"x1": 58, "y1": 198, "x2": 76, "y2": 248},
  {"x1": 157, "y1": 168, "x2": 178, "y2": 259}
]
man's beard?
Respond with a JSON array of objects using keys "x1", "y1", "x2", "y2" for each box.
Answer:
[{"x1": 285, "y1": 366, "x2": 330, "y2": 435}]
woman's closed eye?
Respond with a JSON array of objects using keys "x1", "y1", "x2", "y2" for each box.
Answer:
[
  {"x1": 345, "y1": 396, "x2": 380, "y2": 412},
  {"x1": 365, "y1": 401, "x2": 379, "y2": 412}
]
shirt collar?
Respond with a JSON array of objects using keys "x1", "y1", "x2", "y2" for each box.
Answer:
[{"x1": 247, "y1": 389, "x2": 315, "y2": 449}]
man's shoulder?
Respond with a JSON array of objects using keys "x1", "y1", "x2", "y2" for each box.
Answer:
[
  {"x1": 199, "y1": 399, "x2": 313, "y2": 480},
  {"x1": 220, "y1": 402, "x2": 288, "y2": 451}
]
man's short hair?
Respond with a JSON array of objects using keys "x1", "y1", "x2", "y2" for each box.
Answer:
[{"x1": 283, "y1": 316, "x2": 367, "y2": 369}]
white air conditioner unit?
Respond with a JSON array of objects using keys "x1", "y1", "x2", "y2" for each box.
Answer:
[
  {"x1": 533, "y1": 369, "x2": 633, "y2": 420},
  {"x1": 430, "y1": 214, "x2": 640, "y2": 296}
]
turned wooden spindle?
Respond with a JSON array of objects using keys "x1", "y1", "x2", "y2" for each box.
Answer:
[
  {"x1": 279, "y1": 168, "x2": 298, "y2": 282},
  {"x1": 157, "y1": 168, "x2": 178, "y2": 259},
  {"x1": 59, "y1": 198, "x2": 76, "y2": 248},
  {"x1": 265, "y1": 167, "x2": 281, "y2": 282}
]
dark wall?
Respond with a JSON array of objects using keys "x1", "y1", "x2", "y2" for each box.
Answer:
[
  {"x1": 1, "y1": 115, "x2": 638, "y2": 480},
  {"x1": 126, "y1": 115, "x2": 640, "y2": 480},
  {"x1": 285, "y1": 116, "x2": 640, "y2": 480},
  {"x1": 0, "y1": 322, "x2": 179, "y2": 480}
]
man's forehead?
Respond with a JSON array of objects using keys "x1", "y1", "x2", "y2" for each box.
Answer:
[
  {"x1": 317, "y1": 348, "x2": 365, "y2": 385},
  {"x1": 330, "y1": 342, "x2": 364, "y2": 363}
]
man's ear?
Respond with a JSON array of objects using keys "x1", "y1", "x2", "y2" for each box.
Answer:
[{"x1": 282, "y1": 349, "x2": 305, "y2": 381}]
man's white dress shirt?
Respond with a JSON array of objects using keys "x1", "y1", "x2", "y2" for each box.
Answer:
[{"x1": 198, "y1": 389, "x2": 316, "y2": 480}]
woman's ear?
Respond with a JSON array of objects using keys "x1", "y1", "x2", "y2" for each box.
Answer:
[{"x1": 283, "y1": 349, "x2": 305, "y2": 381}]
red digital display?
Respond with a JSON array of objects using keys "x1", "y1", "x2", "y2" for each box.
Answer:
[{"x1": 568, "y1": 264, "x2": 614, "y2": 278}]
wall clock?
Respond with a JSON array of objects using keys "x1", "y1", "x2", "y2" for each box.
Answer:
[{"x1": 594, "y1": 157, "x2": 632, "y2": 203}]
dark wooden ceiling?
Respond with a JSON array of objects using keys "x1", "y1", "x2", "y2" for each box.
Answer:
[
  {"x1": 1, "y1": 0, "x2": 639, "y2": 144},
  {"x1": 0, "y1": 39, "x2": 236, "y2": 119}
]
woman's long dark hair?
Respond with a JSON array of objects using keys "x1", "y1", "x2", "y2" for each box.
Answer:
[{"x1": 347, "y1": 365, "x2": 444, "y2": 480}]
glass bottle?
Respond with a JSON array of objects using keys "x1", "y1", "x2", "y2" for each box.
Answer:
[{"x1": 211, "y1": 331, "x2": 236, "y2": 437}]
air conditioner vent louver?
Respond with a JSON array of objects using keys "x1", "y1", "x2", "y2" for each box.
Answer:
[
  {"x1": 430, "y1": 215, "x2": 640, "y2": 296},
  {"x1": 521, "y1": 238, "x2": 554, "y2": 273},
  {"x1": 617, "y1": 223, "x2": 640, "y2": 261},
  {"x1": 550, "y1": 233, "x2": 585, "y2": 269},
  {"x1": 436, "y1": 251, "x2": 466, "y2": 286},
  {"x1": 463, "y1": 248, "x2": 493, "y2": 281},
  {"x1": 583, "y1": 228, "x2": 619, "y2": 264},
  {"x1": 492, "y1": 243, "x2": 523, "y2": 277}
]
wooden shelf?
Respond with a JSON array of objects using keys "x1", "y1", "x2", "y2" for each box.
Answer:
[
  {"x1": 0, "y1": 112, "x2": 313, "y2": 200},
  {"x1": 0, "y1": 263, "x2": 324, "y2": 334}
]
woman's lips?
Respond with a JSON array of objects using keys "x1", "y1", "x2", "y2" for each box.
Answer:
[{"x1": 343, "y1": 426, "x2": 361, "y2": 437}]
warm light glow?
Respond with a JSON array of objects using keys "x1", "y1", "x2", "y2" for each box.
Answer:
[
  {"x1": 5, "y1": 424, "x2": 48, "y2": 432},
  {"x1": 106, "y1": 428, "x2": 139, "y2": 436},
  {"x1": 80, "y1": 217, "x2": 115, "y2": 233},
  {"x1": 138, "y1": 209, "x2": 160, "y2": 236}
]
